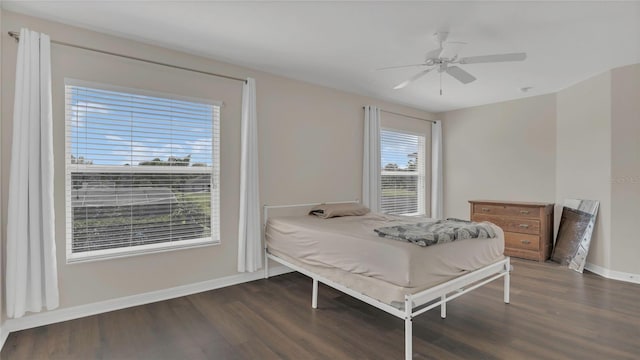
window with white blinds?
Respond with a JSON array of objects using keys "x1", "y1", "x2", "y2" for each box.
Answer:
[
  {"x1": 380, "y1": 128, "x2": 426, "y2": 216},
  {"x1": 65, "y1": 80, "x2": 220, "y2": 262}
]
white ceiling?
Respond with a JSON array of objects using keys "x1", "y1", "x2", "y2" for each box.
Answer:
[{"x1": 4, "y1": 1, "x2": 640, "y2": 112}]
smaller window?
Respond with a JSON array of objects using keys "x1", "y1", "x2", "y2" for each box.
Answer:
[{"x1": 380, "y1": 129, "x2": 426, "y2": 216}]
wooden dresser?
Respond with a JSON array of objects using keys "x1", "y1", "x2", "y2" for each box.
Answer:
[{"x1": 469, "y1": 200, "x2": 554, "y2": 262}]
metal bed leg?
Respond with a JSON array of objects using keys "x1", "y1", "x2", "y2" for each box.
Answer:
[
  {"x1": 440, "y1": 295, "x2": 446, "y2": 319},
  {"x1": 504, "y1": 258, "x2": 510, "y2": 304},
  {"x1": 263, "y1": 204, "x2": 269, "y2": 280},
  {"x1": 312, "y1": 278, "x2": 318, "y2": 309},
  {"x1": 264, "y1": 247, "x2": 269, "y2": 279},
  {"x1": 404, "y1": 296, "x2": 412, "y2": 360},
  {"x1": 405, "y1": 317, "x2": 412, "y2": 360}
]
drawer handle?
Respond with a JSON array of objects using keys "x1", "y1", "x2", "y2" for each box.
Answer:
[
  {"x1": 481, "y1": 207, "x2": 490, "y2": 212},
  {"x1": 519, "y1": 210, "x2": 530, "y2": 214},
  {"x1": 521, "y1": 239, "x2": 532, "y2": 244},
  {"x1": 519, "y1": 224, "x2": 530, "y2": 228}
]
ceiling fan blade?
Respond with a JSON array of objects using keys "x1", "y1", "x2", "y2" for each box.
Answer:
[
  {"x1": 376, "y1": 63, "x2": 427, "y2": 71},
  {"x1": 459, "y1": 52, "x2": 527, "y2": 64},
  {"x1": 393, "y1": 68, "x2": 433, "y2": 89},
  {"x1": 439, "y1": 41, "x2": 466, "y2": 59},
  {"x1": 445, "y1": 66, "x2": 476, "y2": 84}
]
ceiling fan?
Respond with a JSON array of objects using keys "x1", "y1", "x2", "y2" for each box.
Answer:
[{"x1": 378, "y1": 32, "x2": 527, "y2": 94}]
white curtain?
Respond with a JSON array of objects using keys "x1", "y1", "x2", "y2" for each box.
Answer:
[
  {"x1": 431, "y1": 120, "x2": 444, "y2": 219},
  {"x1": 362, "y1": 106, "x2": 381, "y2": 212},
  {"x1": 6, "y1": 28, "x2": 59, "y2": 318},
  {"x1": 238, "y1": 78, "x2": 262, "y2": 272}
]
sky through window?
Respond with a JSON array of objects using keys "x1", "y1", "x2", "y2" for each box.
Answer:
[{"x1": 69, "y1": 86, "x2": 214, "y2": 167}]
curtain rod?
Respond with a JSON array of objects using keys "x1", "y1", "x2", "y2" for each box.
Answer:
[
  {"x1": 8, "y1": 31, "x2": 247, "y2": 84},
  {"x1": 363, "y1": 106, "x2": 436, "y2": 124}
]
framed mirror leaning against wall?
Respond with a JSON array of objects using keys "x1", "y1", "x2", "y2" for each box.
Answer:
[{"x1": 551, "y1": 199, "x2": 600, "y2": 273}]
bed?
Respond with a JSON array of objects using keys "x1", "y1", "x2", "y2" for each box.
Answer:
[{"x1": 263, "y1": 202, "x2": 511, "y2": 360}]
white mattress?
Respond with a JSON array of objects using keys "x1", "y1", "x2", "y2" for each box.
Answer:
[{"x1": 265, "y1": 213, "x2": 505, "y2": 290}]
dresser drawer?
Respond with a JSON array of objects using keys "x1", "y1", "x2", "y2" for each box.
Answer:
[
  {"x1": 473, "y1": 203, "x2": 540, "y2": 219},
  {"x1": 473, "y1": 215, "x2": 541, "y2": 235},
  {"x1": 504, "y1": 232, "x2": 540, "y2": 251}
]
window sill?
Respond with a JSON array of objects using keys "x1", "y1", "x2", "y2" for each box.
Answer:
[
  {"x1": 399, "y1": 212, "x2": 426, "y2": 217},
  {"x1": 66, "y1": 237, "x2": 219, "y2": 264}
]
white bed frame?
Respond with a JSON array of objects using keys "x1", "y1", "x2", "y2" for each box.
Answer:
[{"x1": 263, "y1": 202, "x2": 511, "y2": 360}]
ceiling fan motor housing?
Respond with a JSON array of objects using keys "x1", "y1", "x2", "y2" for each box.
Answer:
[{"x1": 433, "y1": 31, "x2": 449, "y2": 44}]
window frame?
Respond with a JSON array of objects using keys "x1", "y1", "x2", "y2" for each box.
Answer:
[
  {"x1": 379, "y1": 127, "x2": 427, "y2": 216},
  {"x1": 64, "y1": 78, "x2": 221, "y2": 263}
]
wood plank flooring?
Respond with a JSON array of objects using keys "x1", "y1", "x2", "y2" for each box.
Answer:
[{"x1": 2, "y1": 259, "x2": 639, "y2": 359}]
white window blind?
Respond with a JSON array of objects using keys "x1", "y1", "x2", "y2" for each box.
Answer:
[
  {"x1": 380, "y1": 129, "x2": 426, "y2": 216},
  {"x1": 65, "y1": 80, "x2": 220, "y2": 262}
]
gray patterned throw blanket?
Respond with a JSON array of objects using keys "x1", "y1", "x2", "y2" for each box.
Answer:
[{"x1": 374, "y1": 218, "x2": 496, "y2": 247}]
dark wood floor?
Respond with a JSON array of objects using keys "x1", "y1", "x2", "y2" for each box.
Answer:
[{"x1": 2, "y1": 259, "x2": 639, "y2": 359}]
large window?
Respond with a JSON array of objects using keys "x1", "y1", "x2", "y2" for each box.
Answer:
[
  {"x1": 380, "y1": 129, "x2": 426, "y2": 215},
  {"x1": 65, "y1": 80, "x2": 220, "y2": 262}
]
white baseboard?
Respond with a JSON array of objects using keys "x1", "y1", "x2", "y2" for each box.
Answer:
[
  {"x1": 0, "y1": 326, "x2": 8, "y2": 352},
  {"x1": 584, "y1": 262, "x2": 640, "y2": 284},
  {"x1": 3, "y1": 265, "x2": 292, "y2": 336}
]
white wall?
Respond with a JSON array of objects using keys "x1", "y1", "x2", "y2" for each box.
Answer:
[
  {"x1": 0, "y1": 11, "x2": 434, "y2": 318},
  {"x1": 610, "y1": 64, "x2": 640, "y2": 275},
  {"x1": 556, "y1": 72, "x2": 612, "y2": 269},
  {"x1": 555, "y1": 65, "x2": 640, "y2": 276},
  {"x1": 439, "y1": 94, "x2": 557, "y2": 220}
]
